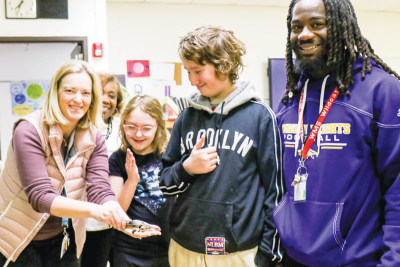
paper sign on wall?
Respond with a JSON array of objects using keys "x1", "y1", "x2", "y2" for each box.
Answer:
[
  {"x1": 127, "y1": 60, "x2": 150, "y2": 77},
  {"x1": 10, "y1": 81, "x2": 50, "y2": 116},
  {"x1": 152, "y1": 63, "x2": 175, "y2": 81},
  {"x1": 126, "y1": 78, "x2": 151, "y2": 97}
]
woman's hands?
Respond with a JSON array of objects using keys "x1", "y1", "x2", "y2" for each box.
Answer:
[
  {"x1": 183, "y1": 136, "x2": 218, "y2": 175},
  {"x1": 91, "y1": 200, "x2": 129, "y2": 230},
  {"x1": 91, "y1": 201, "x2": 161, "y2": 238},
  {"x1": 126, "y1": 148, "x2": 140, "y2": 184}
]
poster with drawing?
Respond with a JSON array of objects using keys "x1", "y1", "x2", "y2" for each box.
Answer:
[
  {"x1": 10, "y1": 81, "x2": 50, "y2": 116},
  {"x1": 127, "y1": 60, "x2": 150, "y2": 77}
]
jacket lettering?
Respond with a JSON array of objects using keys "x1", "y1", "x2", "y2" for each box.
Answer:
[{"x1": 181, "y1": 128, "x2": 253, "y2": 157}]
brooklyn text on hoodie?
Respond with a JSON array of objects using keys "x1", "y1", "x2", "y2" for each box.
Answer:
[
  {"x1": 180, "y1": 128, "x2": 253, "y2": 158},
  {"x1": 160, "y1": 80, "x2": 284, "y2": 265}
]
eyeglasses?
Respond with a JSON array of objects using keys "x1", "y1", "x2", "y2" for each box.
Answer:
[{"x1": 123, "y1": 123, "x2": 158, "y2": 136}]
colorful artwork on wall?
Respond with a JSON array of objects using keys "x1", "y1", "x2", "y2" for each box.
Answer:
[
  {"x1": 127, "y1": 60, "x2": 150, "y2": 77},
  {"x1": 10, "y1": 81, "x2": 50, "y2": 116}
]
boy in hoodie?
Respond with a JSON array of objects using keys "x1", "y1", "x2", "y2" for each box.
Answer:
[
  {"x1": 275, "y1": 0, "x2": 400, "y2": 266},
  {"x1": 159, "y1": 26, "x2": 284, "y2": 267}
]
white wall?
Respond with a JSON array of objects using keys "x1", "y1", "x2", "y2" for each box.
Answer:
[
  {"x1": 107, "y1": 2, "x2": 400, "y2": 103},
  {"x1": 356, "y1": 11, "x2": 400, "y2": 72},
  {"x1": 0, "y1": 1, "x2": 399, "y2": 102},
  {"x1": 0, "y1": 43, "x2": 79, "y2": 160},
  {"x1": 0, "y1": 0, "x2": 110, "y2": 72},
  {"x1": 0, "y1": 0, "x2": 111, "y2": 160},
  {"x1": 107, "y1": 3, "x2": 289, "y2": 103}
]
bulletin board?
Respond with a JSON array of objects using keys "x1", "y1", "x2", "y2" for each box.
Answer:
[
  {"x1": 10, "y1": 81, "x2": 51, "y2": 116},
  {"x1": 268, "y1": 58, "x2": 287, "y2": 113}
]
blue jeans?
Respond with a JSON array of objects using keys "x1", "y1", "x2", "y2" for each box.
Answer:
[{"x1": 0, "y1": 230, "x2": 80, "y2": 267}]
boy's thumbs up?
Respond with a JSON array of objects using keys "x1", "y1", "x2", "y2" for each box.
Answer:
[
  {"x1": 194, "y1": 136, "x2": 205, "y2": 150},
  {"x1": 183, "y1": 135, "x2": 217, "y2": 175}
]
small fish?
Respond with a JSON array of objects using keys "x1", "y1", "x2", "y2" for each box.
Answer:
[{"x1": 125, "y1": 219, "x2": 161, "y2": 233}]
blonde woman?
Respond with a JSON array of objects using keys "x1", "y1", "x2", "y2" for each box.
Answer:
[
  {"x1": 109, "y1": 95, "x2": 172, "y2": 267},
  {"x1": 0, "y1": 60, "x2": 158, "y2": 267}
]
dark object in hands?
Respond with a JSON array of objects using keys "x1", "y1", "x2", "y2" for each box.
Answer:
[{"x1": 125, "y1": 219, "x2": 161, "y2": 232}]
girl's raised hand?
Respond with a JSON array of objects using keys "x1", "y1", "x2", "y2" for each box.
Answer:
[{"x1": 125, "y1": 148, "x2": 140, "y2": 184}]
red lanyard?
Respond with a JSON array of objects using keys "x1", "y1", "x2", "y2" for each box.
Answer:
[{"x1": 298, "y1": 87, "x2": 339, "y2": 159}]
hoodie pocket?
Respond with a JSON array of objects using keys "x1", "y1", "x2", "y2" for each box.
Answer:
[
  {"x1": 170, "y1": 197, "x2": 238, "y2": 254},
  {"x1": 273, "y1": 193, "x2": 345, "y2": 267}
]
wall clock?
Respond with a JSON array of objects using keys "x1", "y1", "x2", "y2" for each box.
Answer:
[{"x1": 5, "y1": 0, "x2": 37, "y2": 19}]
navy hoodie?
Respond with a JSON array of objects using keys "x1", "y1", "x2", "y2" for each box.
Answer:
[
  {"x1": 160, "y1": 80, "x2": 284, "y2": 266},
  {"x1": 275, "y1": 56, "x2": 400, "y2": 266}
]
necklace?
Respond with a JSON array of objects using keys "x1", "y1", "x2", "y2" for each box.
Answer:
[{"x1": 104, "y1": 117, "x2": 112, "y2": 140}]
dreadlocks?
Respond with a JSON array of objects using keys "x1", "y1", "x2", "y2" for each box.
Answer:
[{"x1": 283, "y1": 0, "x2": 400, "y2": 105}]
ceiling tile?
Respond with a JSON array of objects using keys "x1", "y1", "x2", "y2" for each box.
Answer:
[
  {"x1": 235, "y1": 0, "x2": 284, "y2": 6},
  {"x1": 388, "y1": 5, "x2": 400, "y2": 12},
  {"x1": 349, "y1": 0, "x2": 374, "y2": 8},
  {"x1": 191, "y1": 0, "x2": 237, "y2": 4},
  {"x1": 145, "y1": 0, "x2": 192, "y2": 3},
  {"x1": 107, "y1": 0, "x2": 145, "y2": 2},
  {"x1": 106, "y1": 0, "x2": 400, "y2": 12},
  {"x1": 354, "y1": 0, "x2": 400, "y2": 11},
  {"x1": 276, "y1": 0, "x2": 291, "y2": 8}
]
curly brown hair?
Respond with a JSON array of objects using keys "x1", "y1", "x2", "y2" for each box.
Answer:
[
  {"x1": 178, "y1": 25, "x2": 246, "y2": 84},
  {"x1": 119, "y1": 95, "x2": 166, "y2": 156}
]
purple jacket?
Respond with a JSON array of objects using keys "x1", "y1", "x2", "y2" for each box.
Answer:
[{"x1": 275, "y1": 56, "x2": 400, "y2": 266}]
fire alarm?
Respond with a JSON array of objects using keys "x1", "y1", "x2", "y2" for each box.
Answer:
[{"x1": 92, "y1": 43, "x2": 103, "y2": 57}]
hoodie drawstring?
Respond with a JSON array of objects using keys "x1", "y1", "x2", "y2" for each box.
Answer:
[
  {"x1": 215, "y1": 102, "x2": 225, "y2": 165},
  {"x1": 294, "y1": 79, "x2": 309, "y2": 156},
  {"x1": 317, "y1": 75, "x2": 330, "y2": 155},
  {"x1": 295, "y1": 75, "x2": 330, "y2": 157}
]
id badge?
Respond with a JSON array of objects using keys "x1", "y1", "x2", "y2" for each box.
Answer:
[
  {"x1": 294, "y1": 174, "x2": 308, "y2": 202},
  {"x1": 60, "y1": 231, "x2": 70, "y2": 259},
  {"x1": 205, "y1": 237, "x2": 227, "y2": 255}
]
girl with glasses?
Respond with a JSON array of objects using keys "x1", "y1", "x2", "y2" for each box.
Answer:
[{"x1": 109, "y1": 94, "x2": 171, "y2": 267}]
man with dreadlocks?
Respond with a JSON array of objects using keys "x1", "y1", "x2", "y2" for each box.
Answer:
[{"x1": 274, "y1": 0, "x2": 400, "y2": 266}]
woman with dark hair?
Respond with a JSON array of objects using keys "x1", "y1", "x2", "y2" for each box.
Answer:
[
  {"x1": 81, "y1": 73, "x2": 126, "y2": 267},
  {"x1": 99, "y1": 73, "x2": 125, "y2": 155}
]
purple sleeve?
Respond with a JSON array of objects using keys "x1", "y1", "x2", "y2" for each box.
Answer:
[
  {"x1": 374, "y1": 76, "x2": 400, "y2": 266},
  {"x1": 13, "y1": 121, "x2": 59, "y2": 213},
  {"x1": 85, "y1": 131, "x2": 118, "y2": 205},
  {"x1": 14, "y1": 122, "x2": 117, "y2": 215}
]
